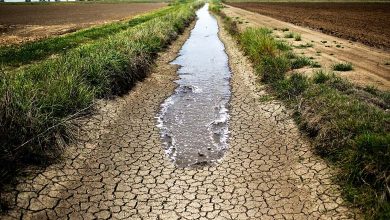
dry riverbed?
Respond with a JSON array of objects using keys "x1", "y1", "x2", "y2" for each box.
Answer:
[{"x1": 1, "y1": 6, "x2": 358, "y2": 219}]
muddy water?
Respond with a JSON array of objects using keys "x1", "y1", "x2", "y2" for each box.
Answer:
[{"x1": 157, "y1": 4, "x2": 231, "y2": 167}]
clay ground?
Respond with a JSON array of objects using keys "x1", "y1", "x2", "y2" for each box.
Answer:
[
  {"x1": 226, "y1": 2, "x2": 390, "y2": 50},
  {"x1": 223, "y1": 4, "x2": 390, "y2": 91},
  {"x1": 0, "y1": 3, "x2": 167, "y2": 45},
  {"x1": 0, "y1": 15, "x2": 359, "y2": 219}
]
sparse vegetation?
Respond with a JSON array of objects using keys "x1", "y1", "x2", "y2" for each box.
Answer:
[
  {"x1": 312, "y1": 69, "x2": 332, "y2": 84},
  {"x1": 284, "y1": 32, "x2": 294, "y2": 38},
  {"x1": 295, "y1": 42, "x2": 313, "y2": 49},
  {"x1": 294, "y1": 33, "x2": 302, "y2": 41},
  {"x1": 259, "y1": 94, "x2": 274, "y2": 102},
  {"x1": 332, "y1": 62, "x2": 353, "y2": 71},
  {"x1": 291, "y1": 56, "x2": 312, "y2": 69},
  {"x1": 310, "y1": 61, "x2": 321, "y2": 68},
  {"x1": 285, "y1": 51, "x2": 297, "y2": 59},
  {"x1": 213, "y1": 2, "x2": 390, "y2": 218}
]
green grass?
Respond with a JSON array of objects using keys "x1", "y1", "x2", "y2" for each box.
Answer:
[
  {"x1": 240, "y1": 27, "x2": 291, "y2": 82},
  {"x1": 213, "y1": 2, "x2": 390, "y2": 218},
  {"x1": 294, "y1": 43, "x2": 313, "y2": 49},
  {"x1": 294, "y1": 33, "x2": 302, "y2": 41},
  {"x1": 310, "y1": 61, "x2": 321, "y2": 68},
  {"x1": 295, "y1": 43, "x2": 313, "y2": 49},
  {"x1": 0, "y1": 0, "x2": 203, "y2": 193},
  {"x1": 332, "y1": 62, "x2": 353, "y2": 71},
  {"x1": 259, "y1": 94, "x2": 274, "y2": 102},
  {"x1": 0, "y1": 6, "x2": 175, "y2": 68},
  {"x1": 284, "y1": 32, "x2": 294, "y2": 38},
  {"x1": 290, "y1": 56, "x2": 312, "y2": 69}
]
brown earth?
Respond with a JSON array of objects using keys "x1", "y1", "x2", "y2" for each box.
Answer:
[
  {"x1": 0, "y1": 14, "x2": 358, "y2": 220},
  {"x1": 223, "y1": 4, "x2": 390, "y2": 91},
  {"x1": 227, "y1": 2, "x2": 390, "y2": 50},
  {"x1": 0, "y1": 3, "x2": 167, "y2": 45}
]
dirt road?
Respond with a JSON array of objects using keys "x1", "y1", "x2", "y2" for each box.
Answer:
[
  {"x1": 0, "y1": 3, "x2": 166, "y2": 45},
  {"x1": 223, "y1": 4, "x2": 390, "y2": 91},
  {"x1": 1, "y1": 9, "x2": 358, "y2": 220}
]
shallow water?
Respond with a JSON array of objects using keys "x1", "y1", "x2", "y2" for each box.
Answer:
[{"x1": 157, "y1": 4, "x2": 231, "y2": 167}]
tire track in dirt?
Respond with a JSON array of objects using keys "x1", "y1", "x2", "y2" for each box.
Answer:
[{"x1": 1, "y1": 14, "x2": 359, "y2": 220}]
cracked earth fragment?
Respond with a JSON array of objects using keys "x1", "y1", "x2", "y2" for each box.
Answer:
[{"x1": 1, "y1": 10, "x2": 359, "y2": 220}]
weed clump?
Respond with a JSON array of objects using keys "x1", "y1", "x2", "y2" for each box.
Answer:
[
  {"x1": 313, "y1": 69, "x2": 333, "y2": 84},
  {"x1": 274, "y1": 73, "x2": 309, "y2": 99},
  {"x1": 310, "y1": 61, "x2": 321, "y2": 68},
  {"x1": 332, "y1": 62, "x2": 353, "y2": 71},
  {"x1": 291, "y1": 56, "x2": 312, "y2": 69},
  {"x1": 295, "y1": 43, "x2": 313, "y2": 49},
  {"x1": 240, "y1": 27, "x2": 291, "y2": 83},
  {"x1": 284, "y1": 32, "x2": 294, "y2": 38},
  {"x1": 294, "y1": 33, "x2": 302, "y2": 41}
]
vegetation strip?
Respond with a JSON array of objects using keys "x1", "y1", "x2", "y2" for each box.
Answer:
[
  {"x1": 211, "y1": 1, "x2": 389, "y2": 219},
  {"x1": 0, "y1": 1, "x2": 204, "y2": 189},
  {"x1": 0, "y1": 6, "x2": 175, "y2": 68}
]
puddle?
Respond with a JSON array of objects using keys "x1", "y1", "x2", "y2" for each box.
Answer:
[{"x1": 157, "y1": 4, "x2": 231, "y2": 167}]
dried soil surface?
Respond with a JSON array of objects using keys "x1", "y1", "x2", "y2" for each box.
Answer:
[
  {"x1": 223, "y1": 4, "x2": 390, "y2": 91},
  {"x1": 0, "y1": 3, "x2": 166, "y2": 45},
  {"x1": 227, "y1": 2, "x2": 390, "y2": 50},
  {"x1": 0, "y1": 17, "x2": 358, "y2": 219}
]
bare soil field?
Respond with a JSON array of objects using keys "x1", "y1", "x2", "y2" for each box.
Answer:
[
  {"x1": 0, "y1": 3, "x2": 167, "y2": 45},
  {"x1": 227, "y1": 2, "x2": 390, "y2": 50},
  {"x1": 222, "y1": 4, "x2": 390, "y2": 90}
]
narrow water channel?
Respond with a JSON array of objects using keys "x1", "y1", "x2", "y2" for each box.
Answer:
[{"x1": 157, "y1": 4, "x2": 231, "y2": 167}]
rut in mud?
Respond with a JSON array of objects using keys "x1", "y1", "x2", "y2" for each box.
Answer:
[
  {"x1": 157, "y1": 4, "x2": 231, "y2": 167},
  {"x1": 1, "y1": 5, "x2": 358, "y2": 220}
]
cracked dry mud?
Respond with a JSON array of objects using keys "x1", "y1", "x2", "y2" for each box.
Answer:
[{"x1": 1, "y1": 14, "x2": 358, "y2": 220}]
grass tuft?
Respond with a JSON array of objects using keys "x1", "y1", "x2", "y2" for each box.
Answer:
[
  {"x1": 332, "y1": 62, "x2": 353, "y2": 71},
  {"x1": 313, "y1": 69, "x2": 332, "y2": 84},
  {"x1": 284, "y1": 32, "x2": 294, "y2": 38},
  {"x1": 310, "y1": 61, "x2": 321, "y2": 68},
  {"x1": 274, "y1": 73, "x2": 309, "y2": 99},
  {"x1": 295, "y1": 43, "x2": 313, "y2": 49},
  {"x1": 290, "y1": 56, "x2": 312, "y2": 69},
  {"x1": 294, "y1": 33, "x2": 302, "y2": 41}
]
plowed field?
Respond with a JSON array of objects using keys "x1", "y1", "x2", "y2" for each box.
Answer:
[
  {"x1": 227, "y1": 2, "x2": 390, "y2": 50},
  {"x1": 0, "y1": 3, "x2": 166, "y2": 45}
]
